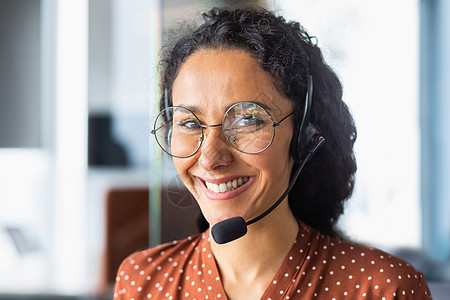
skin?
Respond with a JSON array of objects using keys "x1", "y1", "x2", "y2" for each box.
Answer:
[{"x1": 171, "y1": 48, "x2": 299, "y2": 299}]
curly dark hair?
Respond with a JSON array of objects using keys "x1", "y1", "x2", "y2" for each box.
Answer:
[{"x1": 160, "y1": 7, "x2": 357, "y2": 238}]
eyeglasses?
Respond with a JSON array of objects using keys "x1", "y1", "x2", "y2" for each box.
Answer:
[{"x1": 151, "y1": 101, "x2": 293, "y2": 158}]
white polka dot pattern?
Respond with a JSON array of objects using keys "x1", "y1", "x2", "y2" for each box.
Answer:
[{"x1": 114, "y1": 222, "x2": 433, "y2": 299}]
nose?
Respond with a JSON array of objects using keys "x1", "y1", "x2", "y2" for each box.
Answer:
[{"x1": 197, "y1": 127, "x2": 233, "y2": 171}]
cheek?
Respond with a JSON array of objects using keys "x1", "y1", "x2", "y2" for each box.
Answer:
[
  {"x1": 253, "y1": 133, "x2": 293, "y2": 177},
  {"x1": 173, "y1": 158, "x2": 194, "y2": 188},
  {"x1": 265, "y1": 125, "x2": 295, "y2": 174},
  {"x1": 172, "y1": 156, "x2": 207, "y2": 202},
  {"x1": 273, "y1": 123, "x2": 294, "y2": 159}
]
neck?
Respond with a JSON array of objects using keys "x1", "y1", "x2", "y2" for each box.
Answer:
[{"x1": 209, "y1": 200, "x2": 299, "y2": 283}]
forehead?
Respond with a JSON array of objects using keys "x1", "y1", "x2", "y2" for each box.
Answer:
[{"x1": 171, "y1": 49, "x2": 292, "y2": 117}]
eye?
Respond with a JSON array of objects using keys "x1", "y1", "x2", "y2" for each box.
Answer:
[
  {"x1": 177, "y1": 117, "x2": 201, "y2": 130},
  {"x1": 234, "y1": 113, "x2": 265, "y2": 129}
]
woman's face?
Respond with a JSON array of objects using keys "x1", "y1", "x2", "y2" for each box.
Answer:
[{"x1": 171, "y1": 49, "x2": 295, "y2": 226}]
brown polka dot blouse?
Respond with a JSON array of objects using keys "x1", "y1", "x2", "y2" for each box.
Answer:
[{"x1": 114, "y1": 221, "x2": 432, "y2": 299}]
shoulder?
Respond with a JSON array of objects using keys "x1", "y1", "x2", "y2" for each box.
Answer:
[
  {"x1": 114, "y1": 232, "x2": 205, "y2": 297},
  {"x1": 301, "y1": 223, "x2": 432, "y2": 298},
  {"x1": 117, "y1": 233, "x2": 203, "y2": 277}
]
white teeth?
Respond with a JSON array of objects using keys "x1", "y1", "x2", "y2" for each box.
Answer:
[
  {"x1": 219, "y1": 183, "x2": 227, "y2": 192},
  {"x1": 205, "y1": 177, "x2": 249, "y2": 193},
  {"x1": 232, "y1": 179, "x2": 237, "y2": 189}
]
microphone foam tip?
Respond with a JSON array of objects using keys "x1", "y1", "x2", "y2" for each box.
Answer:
[{"x1": 211, "y1": 216, "x2": 247, "y2": 244}]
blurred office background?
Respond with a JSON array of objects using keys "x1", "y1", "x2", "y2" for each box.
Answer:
[{"x1": 0, "y1": 0, "x2": 449, "y2": 299}]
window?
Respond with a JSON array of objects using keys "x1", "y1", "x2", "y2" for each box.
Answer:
[{"x1": 274, "y1": 0, "x2": 421, "y2": 249}]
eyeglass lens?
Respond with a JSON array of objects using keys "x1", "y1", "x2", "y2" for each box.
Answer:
[{"x1": 153, "y1": 102, "x2": 275, "y2": 158}]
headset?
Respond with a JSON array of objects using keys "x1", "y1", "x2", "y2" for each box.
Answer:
[{"x1": 289, "y1": 61, "x2": 323, "y2": 164}]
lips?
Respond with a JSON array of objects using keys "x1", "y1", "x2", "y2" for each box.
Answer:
[{"x1": 195, "y1": 176, "x2": 253, "y2": 200}]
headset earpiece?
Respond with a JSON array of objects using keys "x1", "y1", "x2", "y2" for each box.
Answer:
[
  {"x1": 290, "y1": 74, "x2": 323, "y2": 163},
  {"x1": 290, "y1": 122, "x2": 321, "y2": 163}
]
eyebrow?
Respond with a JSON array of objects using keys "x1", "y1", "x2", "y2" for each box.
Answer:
[
  {"x1": 249, "y1": 101, "x2": 272, "y2": 112},
  {"x1": 178, "y1": 104, "x2": 200, "y2": 114},
  {"x1": 177, "y1": 101, "x2": 273, "y2": 115}
]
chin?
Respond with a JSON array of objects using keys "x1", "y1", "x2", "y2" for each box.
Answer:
[{"x1": 201, "y1": 208, "x2": 236, "y2": 227}]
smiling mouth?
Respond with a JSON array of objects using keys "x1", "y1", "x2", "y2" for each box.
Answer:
[{"x1": 203, "y1": 177, "x2": 249, "y2": 193}]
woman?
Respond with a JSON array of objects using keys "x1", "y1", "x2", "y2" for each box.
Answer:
[{"x1": 114, "y1": 7, "x2": 432, "y2": 299}]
